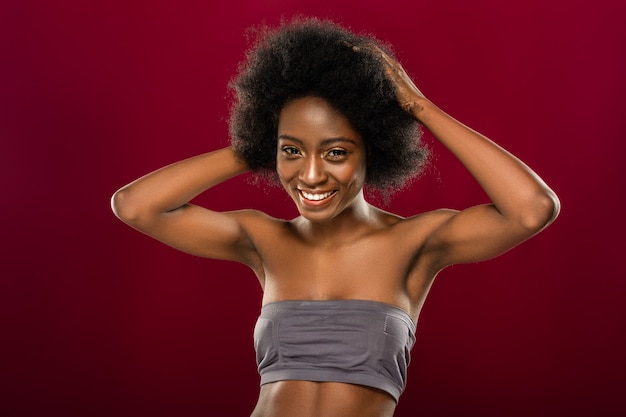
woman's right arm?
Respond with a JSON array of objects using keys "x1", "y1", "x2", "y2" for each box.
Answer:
[{"x1": 111, "y1": 147, "x2": 258, "y2": 264}]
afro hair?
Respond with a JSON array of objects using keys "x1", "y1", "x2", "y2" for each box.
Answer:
[{"x1": 229, "y1": 17, "x2": 428, "y2": 193}]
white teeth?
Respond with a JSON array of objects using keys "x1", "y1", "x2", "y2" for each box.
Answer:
[{"x1": 300, "y1": 190, "x2": 334, "y2": 201}]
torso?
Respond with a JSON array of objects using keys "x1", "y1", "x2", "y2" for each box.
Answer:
[
  {"x1": 251, "y1": 381, "x2": 396, "y2": 417},
  {"x1": 240, "y1": 206, "x2": 451, "y2": 319},
  {"x1": 235, "y1": 205, "x2": 453, "y2": 416}
]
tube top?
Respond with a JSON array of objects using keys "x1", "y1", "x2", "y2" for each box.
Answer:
[{"x1": 253, "y1": 299, "x2": 416, "y2": 402}]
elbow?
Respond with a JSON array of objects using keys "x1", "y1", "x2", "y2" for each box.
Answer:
[
  {"x1": 111, "y1": 187, "x2": 145, "y2": 226},
  {"x1": 518, "y1": 188, "x2": 561, "y2": 232}
]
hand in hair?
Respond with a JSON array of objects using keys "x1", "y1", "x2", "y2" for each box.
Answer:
[{"x1": 359, "y1": 43, "x2": 428, "y2": 117}]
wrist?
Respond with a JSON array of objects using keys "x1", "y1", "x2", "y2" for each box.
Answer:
[{"x1": 407, "y1": 98, "x2": 436, "y2": 122}]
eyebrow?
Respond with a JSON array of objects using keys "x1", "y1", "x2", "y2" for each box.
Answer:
[{"x1": 277, "y1": 134, "x2": 358, "y2": 146}]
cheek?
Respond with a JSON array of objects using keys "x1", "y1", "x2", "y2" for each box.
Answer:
[
  {"x1": 276, "y1": 161, "x2": 296, "y2": 185},
  {"x1": 335, "y1": 161, "x2": 367, "y2": 185}
]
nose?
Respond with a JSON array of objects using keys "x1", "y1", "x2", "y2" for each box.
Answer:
[{"x1": 299, "y1": 155, "x2": 328, "y2": 186}]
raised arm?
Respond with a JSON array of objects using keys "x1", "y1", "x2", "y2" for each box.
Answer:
[
  {"x1": 372, "y1": 46, "x2": 560, "y2": 269},
  {"x1": 111, "y1": 147, "x2": 260, "y2": 265}
]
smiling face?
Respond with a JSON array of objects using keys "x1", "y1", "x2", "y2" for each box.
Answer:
[{"x1": 276, "y1": 96, "x2": 367, "y2": 223}]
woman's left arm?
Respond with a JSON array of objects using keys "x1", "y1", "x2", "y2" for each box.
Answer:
[{"x1": 375, "y1": 47, "x2": 560, "y2": 268}]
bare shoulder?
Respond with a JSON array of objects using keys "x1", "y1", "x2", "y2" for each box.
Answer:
[
  {"x1": 363, "y1": 207, "x2": 460, "y2": 259},
  {"x1": 412, "y1": 208, "x2": 459, "y2": 229},
  {"x1": 378, "y1": 208, "x2": 461, "y2": 269},
  {"x1": 229, "y1": 209, "x2": 293, "y2": 241},
  {"x1": 385, "y1": 208, "x2": 459, "y2": 235},
  {"x1": 230, "y1": 208, "x2": 288, "y2": 225}
]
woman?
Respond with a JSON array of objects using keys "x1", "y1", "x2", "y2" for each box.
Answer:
[{"x1": 111, "y1": 18, "x2": 559, "y2": 417}]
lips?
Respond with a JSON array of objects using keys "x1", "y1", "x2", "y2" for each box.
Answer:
[{"x1": 298, "y1": 189, "x2": 337, "y2": 202}]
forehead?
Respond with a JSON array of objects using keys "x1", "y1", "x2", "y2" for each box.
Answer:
[{"x1": 278, "y1": 97, "x2": 363, "y2": 146}]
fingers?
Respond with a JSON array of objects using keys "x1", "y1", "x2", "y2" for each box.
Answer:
[
  {"x1": 347, "y1": 40, "x2": 426, "y2": 101},
  {"x1": 360, "y1": 43, "x2": 405, "y2": 77}
]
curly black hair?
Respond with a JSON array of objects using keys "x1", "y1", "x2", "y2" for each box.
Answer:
[{"x1": 229, "y1": 17, "x2": 428, "y2": 192}]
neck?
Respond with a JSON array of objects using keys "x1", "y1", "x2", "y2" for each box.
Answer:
[{"x1": 294, "y1": 191, "x2": 376, "y2": 242}]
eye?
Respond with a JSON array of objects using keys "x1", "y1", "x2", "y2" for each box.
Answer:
[
  {"x1": 281, "y1": 146, "x2": 302, "y2": 158},
  {"x1": 324, "y1": 148, "x2": 349, "y2": 160}
]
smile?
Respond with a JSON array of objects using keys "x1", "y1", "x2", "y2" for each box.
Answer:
[{"x1": 298, "y1": 189, "x2": 337, "y2": 201}]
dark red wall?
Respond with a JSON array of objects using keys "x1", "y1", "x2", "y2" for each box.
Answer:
[{"x1": 2, "y1": 0, "x2": 625, "y2": 415}]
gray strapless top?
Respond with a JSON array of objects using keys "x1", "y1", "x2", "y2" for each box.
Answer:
[{"x1": 253, "y1": 299, "x2": 416, "y2": 402}]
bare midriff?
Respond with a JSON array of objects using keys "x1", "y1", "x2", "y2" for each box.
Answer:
[{"x1": 250, "y1": 380, "x2": 397, "y2": 417}]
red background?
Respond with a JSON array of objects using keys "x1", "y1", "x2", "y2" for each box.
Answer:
[{"x1": 2, "y1": 0, "x2": 625, "y2": 416}]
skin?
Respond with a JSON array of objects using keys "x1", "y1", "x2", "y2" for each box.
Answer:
[{"x1": 111, "y1": 47, "x2": 560, "y2": 417}]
